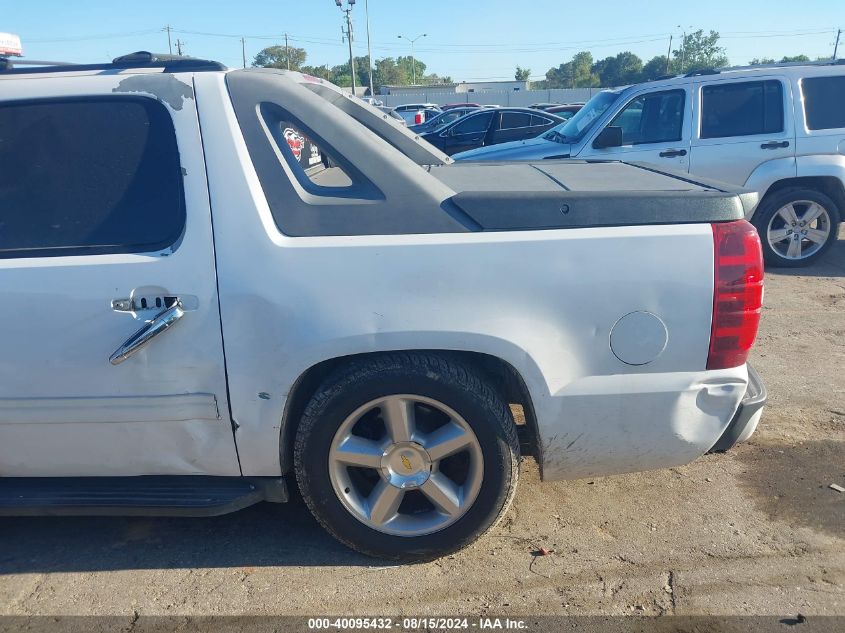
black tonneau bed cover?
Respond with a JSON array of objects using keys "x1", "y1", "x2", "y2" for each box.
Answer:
[{"x1": 430, "y1": 160, "x2": 758, "y2": 231}]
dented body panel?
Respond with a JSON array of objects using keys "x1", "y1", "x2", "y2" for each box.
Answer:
[
  {"x1": 0, "y1": 67, "x2": 754, "y2": 483},
  {"x1": 193, "y1": 73, "x2": 745, "y2": 480}
]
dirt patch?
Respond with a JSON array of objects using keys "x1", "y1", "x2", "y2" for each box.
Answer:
[{"x1": 736, "y1": 440, "x2": 845, "y2": 538}]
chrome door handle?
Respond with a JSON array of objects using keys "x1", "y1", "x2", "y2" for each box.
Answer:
[{"x1": 109, "y1": 301, "x2": 185, "y2": 365}]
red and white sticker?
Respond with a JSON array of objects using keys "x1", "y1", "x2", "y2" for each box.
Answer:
[{"x1": 283, "y1": 127, "x2": 305, "y2": 161}]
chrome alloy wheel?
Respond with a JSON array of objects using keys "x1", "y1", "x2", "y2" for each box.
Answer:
[
  {"x1": 767, "y1": 200, "x2": 832, "y2": 261},
  {"x1": 328, "y1": 395, "x2": 484, "y2": 537}
]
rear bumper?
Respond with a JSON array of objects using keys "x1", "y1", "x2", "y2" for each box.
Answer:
[
  {"x1": 708, "y1": 364, "x2": 767, "y2": 453},
  {"x1": 536, "y1": 366, "x2": 750, "y2": 481}
]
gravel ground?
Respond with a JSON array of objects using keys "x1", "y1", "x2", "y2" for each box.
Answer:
[{"x1": 0, "y1": 230, "x2": 843, "y2": 619}]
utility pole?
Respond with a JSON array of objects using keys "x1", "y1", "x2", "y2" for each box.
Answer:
[
  {"x1": 835, "y1": 29, "x2": 842, "y2": 60},
  {"x1": 285, "y1": 32, "x2": 290, "y2": 70},
  {"x1": 398, "y1": 33, "x2": 427, "y2": 85},
  {"x1": 164, "y1": 24, "x2": 173, "y2": 55},
  {"x1": 365, "y1": 0, "x2": 374, "y2": 96},
  {"x1": 665, "y1": 34, "x2": 673, "y2": 74},
  {"x1": 336, "y1": 0, "x2": 357, "y2": 94},
  {"x1": 676, "y1": 25, "x2": 693, "y2": 72},
  {"x1": 175, "y1": 39, "x2": 184, "y2": 56},
  {"x1": 241, "y1": 37, "x2": 247, "y2": 68}
]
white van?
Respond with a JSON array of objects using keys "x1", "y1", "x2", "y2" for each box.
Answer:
[{"x1": 456, "y1": 61, "x2": 845, "y2": 267}]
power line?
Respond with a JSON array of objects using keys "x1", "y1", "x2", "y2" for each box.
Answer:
[{"x1": 27, "y1": 24, "x2": 833, "y2": 47}]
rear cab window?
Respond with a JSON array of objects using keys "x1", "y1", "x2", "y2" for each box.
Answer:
[
  {"x1": 802, "y1": 76, "x2": 845, "y2": 130},
  {"x1": 0, "y1": 97, "x2": 184, "y2": 258}
]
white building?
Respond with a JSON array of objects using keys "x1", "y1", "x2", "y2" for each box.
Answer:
[{"x1": 380, "y1": 79, "x2": 530, "y2": 96}]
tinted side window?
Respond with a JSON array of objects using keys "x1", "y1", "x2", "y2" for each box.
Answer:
[
  {"x1": 530, "y1": 114, "x2": 554, "y2": 127},
  {"x1": 701, "y1": 80, "x2": 783, "y2": 139},
  {"x1": 0, "y1": 97, "x2": 184, "y2": 258},
  {"x1": 499, "y1": 112, "x2": 532, "y2": 130},
  {"x1": 453, "y1": 112, "x2": 493, "y2": 135},
  {"x1": 803, "y1": 76, "x2": 845, "y2": 130},
  {"x1": 609, "y1": 90, "x2": 685, "y2": 145}
]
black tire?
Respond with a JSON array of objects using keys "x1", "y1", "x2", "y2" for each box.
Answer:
[
  {"x1": 752, "y1": 187, "x2": 841, "y2": 268},
  {"x1": 293, "y1": 352, "x2": 520, "y2": 562}
]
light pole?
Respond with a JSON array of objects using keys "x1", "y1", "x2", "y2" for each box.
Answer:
[
  {"x1": 676, "y1": 24, "x2": 693, "y2": 72},
  {"x1": 398, "y1": 33, "x2": 426, "y2": 85},
  {"x1": 365, "y1": 0, "x2": 374, "y2": 96},
  {"x1": 335, "y1": 0, "x2": 357, "y2": 94}
]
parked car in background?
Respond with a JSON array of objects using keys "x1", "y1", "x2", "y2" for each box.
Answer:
[
  {"x1": 393, "y1": 103, "x2": 442, "y2": 125},
  {"x1": 422, "y1": 107, "x2": 563, "y2": 155},
  {"x1": 456, "y1": 61, "x2": 845, "y2": 267},
  {"x1": 377, "y1": 106, "x2": 407, "y2": 126},
  {"x1": 529, "y1": 102, "x2": 561, "y2": 111},
  {"x1": 545, "y1": 103, "x2": 584, "y2": 120},
  {"x1": 361, "y1": 97, "x2": 384, "y2": 107},
  {"x1": 409, "y1": 106, "x2": 480, "y2": 133},
  {"x1": 442, "y1": 102, "x2": 482, "y2": 110}
]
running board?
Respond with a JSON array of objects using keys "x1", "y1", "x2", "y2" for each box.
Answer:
[{"x1": 0, "y1": 476, "x2": 288, "y2": 517}]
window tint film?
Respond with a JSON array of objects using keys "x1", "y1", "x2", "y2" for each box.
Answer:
[
  {"x1": 453, "y1": 111, "x2": 493, "y2": 135},
  {"x1": 499, "y1": 112, "x2": 532, "y2": 130},
  {"x1": 0, "y1": 97, "x2": 184, "y2": 258},
  {"x1": 610, "y1": 90, "x2": 685, "y2": 145},
  {"x1": 701, "y1": 80, "x2": 784, "y2": 139},
  {"x1": 803, "y1": 76, "x2": 845, "y2": 130}
]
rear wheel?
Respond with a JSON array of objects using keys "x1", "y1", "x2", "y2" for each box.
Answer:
[
  {"x1": 753, "y1": 188, "x2": 840, "y2": 267},
  {"x1": 294, "y1": 353, "x2": 520, "y2": 561}
]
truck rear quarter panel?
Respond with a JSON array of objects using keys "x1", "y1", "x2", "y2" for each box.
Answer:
[{"x1": 195, "y1": 74, "x2": 746, "y2": 481}]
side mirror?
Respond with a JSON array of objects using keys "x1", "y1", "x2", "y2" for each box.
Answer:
[{"x1": 593, "y1": 126, "x2": 623, "y2": 149}]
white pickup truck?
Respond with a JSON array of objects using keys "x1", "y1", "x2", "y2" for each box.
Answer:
[{"x1": 0, "y1": 52, "x2": 766, "y2": 561}]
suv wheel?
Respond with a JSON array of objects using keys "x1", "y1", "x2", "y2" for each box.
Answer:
[
  {"x1": 753, "y1": 188, "x2": 841, "y2": 267},
  {"x1": 294, "y1": 353, "x2": 520, "y2": 561}
]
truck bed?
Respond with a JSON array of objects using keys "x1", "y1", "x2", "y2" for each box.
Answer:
[{"x1": 429, "y1": 160, "x2": 760, "y2": 231}]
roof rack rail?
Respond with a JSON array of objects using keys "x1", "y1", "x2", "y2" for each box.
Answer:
[
  {"x1": 0, "y1": 51, "x2": 226, "y2": 75},
  {"x1": 685, "y1": 69, "x2": 721, "y2": 77},
  {"x1": 722, "y1": 58, "x2": 845, "y2": 72}
]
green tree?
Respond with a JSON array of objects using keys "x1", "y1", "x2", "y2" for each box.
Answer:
[
  {"x1": 593, "y1": 51, "x2": 643, "y2": 86},
  {"x1": 673, "y1": 30, "x2": 728, "y2": 73},
  {"x1": 544, "y1": 51, "x2": 599, "y2": 88},
  {"x1": 300, "y1": 64, "x2": 332, "y2": 80},
  {"x1": 372, "y1": 57, "x2": 408, "y2": 87},
  {"x1": 330, "y1": 62, "x2": 353, "y2": 87},
  {"x1": 515, "y1": 66, "x2": 531, "y2": 81},
  {"x1": 252, "y1": 45, "x2": 307, "y2": 71},
  {"x1": 749, "y1": 57, "x2": 776, "y2": 65},
  {"x1": 545, "y1": 62, "x2": 572, "y2": 88},
  {"x1": 780, "y1": 54, "x2": 811, "y2": 62},
  {"x1": 571, "y1": 51, "x2": 600, "y2": 87},
  {"x1": 641, "y1": 54, "x2": 670, "y2": 80},
  {"x1": 397, "y1": 55, "x2": 427, "y2": 84}
]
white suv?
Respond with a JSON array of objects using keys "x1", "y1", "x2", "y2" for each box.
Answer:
[{"x1": 456, "y1": 61, "x2": 845, "y2": 267}]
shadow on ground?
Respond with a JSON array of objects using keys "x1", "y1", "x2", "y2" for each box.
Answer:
[
  {"x1": 735, "y1": 439, "x2": 845, "y2": 538},
  {"x1": 0, "y1": 492, "x2": 374, "y2": 575}
]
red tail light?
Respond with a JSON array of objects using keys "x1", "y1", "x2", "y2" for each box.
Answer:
[
  {"x1": 707, "y1": 221, "x2": 764, "y2": 370},
  {"x1": 415, "y1": 111, "x2": 424, "y2": 125}
]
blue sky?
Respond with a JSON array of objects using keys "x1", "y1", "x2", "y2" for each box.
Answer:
[{"x1": 4, "y1": 0, "x2": 842, "y2": 80}]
